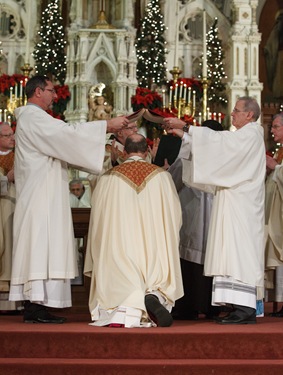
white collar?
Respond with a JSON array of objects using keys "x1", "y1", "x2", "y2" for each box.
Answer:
[{"x1": 0, "y1": 150, "x2": 12, "y2": 155}]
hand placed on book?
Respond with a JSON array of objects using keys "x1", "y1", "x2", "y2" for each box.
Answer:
[
  {"x1": 163, "y1": 117, "x2": 186, "y2": 131},
  {"x1": 106, "y1": 116, "x2": 129, "y2": 133}
]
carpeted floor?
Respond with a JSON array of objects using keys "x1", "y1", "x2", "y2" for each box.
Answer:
[{"x1": 1, "y1": 304, "x2": 283, "y2": 375}]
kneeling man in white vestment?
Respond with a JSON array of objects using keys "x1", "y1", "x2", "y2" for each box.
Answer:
[{"x1": 84, "y1": 134, "x2": 184, "y2": 327}]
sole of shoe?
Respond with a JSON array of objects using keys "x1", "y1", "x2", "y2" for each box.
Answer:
[{"x1": 145, "y1": 295, "x2": 173, "y2": 327}]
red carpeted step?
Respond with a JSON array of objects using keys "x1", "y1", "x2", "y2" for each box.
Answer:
[
  {"x1": 1, "y1": 358, "x2": 283, "y2": 375},
  {"x1": 1, "y1": 306, "x2": 283, "y2": 375},
  {"x1": 2, "y1": 329, "x2": 283, "y2": 360}
]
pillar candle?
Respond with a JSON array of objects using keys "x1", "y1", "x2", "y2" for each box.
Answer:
[
  {"x1": 179, "y1": 81, "x2": 183, "y2": 99},
  {"x1": 0, "y1": 109, "x2": 2, "y2": 122},
  {"x1": 169, "y1": 86, "x2": 173, "y2": 104},
  {"x1": 183, "y1": 84, "x2": 187, "y2": 102},
  {"x1": 192, "y1": 90, "x2": 196, "y2": 108},
  {"x1": 10, "y1": 87, "x2": 13, "y2": 101},
  {"x1": 20, "y1": 80, "x2": 23, "y2": 97},
  {"x1": 4, "y1": 109, "x2": 7, "y2": 122},
  {"x1": 188, "y1": 87, "x2": 191, "y2": 103},
  {"x1": 218, "y1": 112, "x2": 222, "y2": 123},
  {"x1": 175, "y1": 83, "x2": 178, "y2": 100},
  {"x1": 162, "y1": 89, "x2": 166, "y2": 106}
]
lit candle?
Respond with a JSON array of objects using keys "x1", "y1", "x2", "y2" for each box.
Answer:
[
  {"x1": 183, "y1": 84, "x2": 187, "y2": 102},
  {"x1": 192, "y1": 90, "x2": 196, "y2": 108},
  {"x1": 10, "y1": 87, "x2": 13, "y2": 101},
  {"x1": 15, "y1": 84, "x2": 18, "y2": 98},
  {"x1": 202, "y1": 10, "x2": 207, "y2": 78},
  {"x1": 193, "y1": 119, "x2": 197, "y2": 126},
  {"x1": 175, "y1": 83, "x2": 178, "y2": 100},
  {"x1": 169, "y1": 86, "x2": 173, "y2": 104},
  {"x1": 218, "y1": 112, "x2": 222, "y2": 123},
  {"x1": 162, "y1": 89, "x2": 166, "y2": 106},
  {"x1": 7, "y1": 115, "x2": 11, "y2": 126},
  {"x1": 188, "y1": 87, "x2": 191, "y2": 103},
  {"x1": 199, "y1": 112, "x2": 202, "y2": 124},
  {"x1": 213, "y1": 112, "x2": 217, "y2": 120},
  {"x1": 179, "y1": 81, "x2": 183, "y2": 99},
  {"x1": 174, "y1": 1, "x2": 179, "y2": 67},
  {"x1": 20, "y1": 80, "x2": 23, "y2": 97},
  {"x1": 4, "y1": 109, "x2": 7, "y2": 122},
  {"x1": 207, "y1": 107, "x2": 210, "y2": 119},
  {"x1": 0, "y1": 109, "x2": 2, "y2": 122}
]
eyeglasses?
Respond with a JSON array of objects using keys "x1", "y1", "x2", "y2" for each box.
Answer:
[
  {"x1": 232, "y1": 108, "x2": 247, "y2": 113},
  {"x1": 271, "y1": 125, "x2": 283, "y2": 130},
  {"x1": 124, "y1": 125, "x2": 138, "y2": 130},
  {"x1": 44, "y1": 88, "x2": 56, "y2": 94},
  {"x1": 0, "y1": 133, "x2": 14, "y2": 138}
]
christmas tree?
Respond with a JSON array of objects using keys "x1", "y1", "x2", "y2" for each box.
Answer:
[
  {"x1": 135, "y1": 0, "x2": 167, "y2": 88},
  {"x1": 202, "y1": 18, "x2": 227, "y2": 107},
  {"x1": 33, "y1": 0, "x2": 66, "y2": 85}
]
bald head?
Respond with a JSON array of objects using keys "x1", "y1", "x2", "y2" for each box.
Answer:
[{"x1": 124, "y1": 134, "x2": 148, "y2": 157}]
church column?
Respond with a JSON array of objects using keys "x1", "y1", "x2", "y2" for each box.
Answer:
[
  {"x1": 229, "y1": 0, "x2": 262, "y2": 113},
  {"x1": 127, "y1": 35, "x2": 138, "y2": 111}
]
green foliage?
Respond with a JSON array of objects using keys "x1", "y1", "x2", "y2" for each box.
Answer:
[
  {"x1": 33, "y1": 0, "x2": 66, "y2": 85},
  {"x1": 135, "y1": 0, "x2": 167, "y2": 88},
  {"x1": 206, "y1": 18, "x2": 227, "y2": 106}
]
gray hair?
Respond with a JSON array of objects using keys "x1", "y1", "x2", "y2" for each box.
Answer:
[
  {"x1": 238, "y1": 96, "x2": 261, "y2": 121},
  {"x1": 273, "y1": 112, "x2": 283, "y2": 124}
]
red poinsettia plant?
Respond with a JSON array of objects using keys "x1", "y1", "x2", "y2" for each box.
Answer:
[
  {"x1": 131, "y1": 87, "x2": 163, "y2": 111},
  {"x1": 0, "y1": 74, "x2": 27, "y2": 96},
  {"x1": 51, "y1": 84, "x2": 71, "y2": 119}
]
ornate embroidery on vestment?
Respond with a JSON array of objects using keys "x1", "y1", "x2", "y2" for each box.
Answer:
[{"x1": 107, "y1": 161, "x2": 163, "y2": 193}]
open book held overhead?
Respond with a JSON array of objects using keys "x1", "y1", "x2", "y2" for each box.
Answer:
[{"x1": 126, "y1": 108, "x2": 167, "y2": 124}]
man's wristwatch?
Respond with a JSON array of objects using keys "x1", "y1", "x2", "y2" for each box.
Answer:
[{"x1": 183, "y1": 124, "x2": 190, "y2": 133}]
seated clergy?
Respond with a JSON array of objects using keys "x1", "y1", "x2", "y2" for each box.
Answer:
[{"x1": 84, "y1": 133, "x2": 183, "y2": 327}]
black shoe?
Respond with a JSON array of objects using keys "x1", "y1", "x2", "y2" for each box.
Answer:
[
  {"x1": 217, "y1": 311, "x2": 256, "y2": 325},
  {"x1": 145, "y1": 294, "x2": 173, "y2": 327},
  {"x1": 24, "y1": 302, "x2": 66, "y2": 324},
  {"x1": 269, "y1": 307, "x2": 283, "y2": 317}
]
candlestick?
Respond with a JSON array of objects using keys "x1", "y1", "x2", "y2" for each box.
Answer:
[
  {"x1": 202, "y1": 10, "x2": 207, "y2": 78},
  {"x1": 218, "y1": 112, "x2": 222, "y2": 123},
  {"x1": 174, "y1": 1, "x2": 179, "y2": 67}
]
